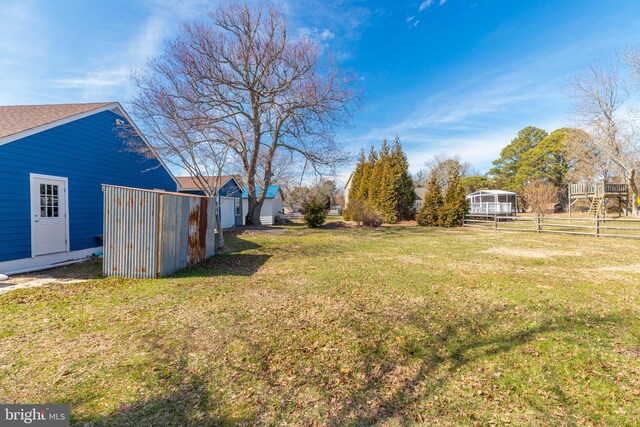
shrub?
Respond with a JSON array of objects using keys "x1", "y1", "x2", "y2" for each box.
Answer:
[
  {"x1": 416, "y1": 174, "x2": 443, "y2": 226},
  {"x1": 439, "y1": 170, "x2": 469, "y2": 227},
  {"x1": 347, "y1": 200, "x2": 383, "y2": 227},
  {"x1": 302, "y1": 196, "x2": 328, "y2": 228}
]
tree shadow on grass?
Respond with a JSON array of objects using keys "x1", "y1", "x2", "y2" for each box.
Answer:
[
  {"x1": 323, "y1": 307, "x2": 621, "y2": 426},
  {"x1": 78, "y1": 333, "x2": 253, "y2": 427},
  {"x1": 174, "y1": 234, "x2": 271, "y2": 278}
]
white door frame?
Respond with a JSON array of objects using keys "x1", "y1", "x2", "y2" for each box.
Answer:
[{"x1": 30, "y1": 173, "x2": 70, "y2": 257}]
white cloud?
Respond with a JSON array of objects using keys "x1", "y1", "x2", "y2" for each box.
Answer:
[
  {"x1": 439, "y1": 0, "x2": 448, "y2": 5},
  {"x1": 406, "y1": 15, "x2": 415, "y2": 23},
  {"x1": 319, "y1": 28, "x2": 335, "y2": 40},
  {"x1": 419, "y1": 0, "x2": 434, "y2": 12}
]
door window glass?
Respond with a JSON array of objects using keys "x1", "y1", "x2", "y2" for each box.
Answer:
[{"x1": 39, "y1": 183, "x2": 60, "y2": 217}]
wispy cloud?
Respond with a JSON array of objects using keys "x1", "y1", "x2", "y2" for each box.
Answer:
[{"x1": 419, "y1": 0, "x2": 434, "y2": 12}]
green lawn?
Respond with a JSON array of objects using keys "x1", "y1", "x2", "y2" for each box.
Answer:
[{"x1": 1, "y1": 224, "x2": 639, "y2": 426}]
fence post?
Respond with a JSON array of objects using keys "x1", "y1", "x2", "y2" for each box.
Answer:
[
  {"x1": 536, "y1": 214, "x2": 541, "y2": 233},
  {"x1": 595, "y1": 216, "x2": 599, "y2": 238},
  {"x1": 494, "y1": 214, "x2": 498, "y2": 230}
]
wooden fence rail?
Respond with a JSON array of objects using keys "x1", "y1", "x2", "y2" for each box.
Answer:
[{"x1": 463, "y1": 214, "x2": 640, "y2": 239}]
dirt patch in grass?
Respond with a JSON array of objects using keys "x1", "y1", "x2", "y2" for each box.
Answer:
[
  {"x1": 598, "y1": 264, "x2": 640, "y2": 274},
  {"x1": 323, "y1": 221, "x2": 360, "y2": 229},
  {"x1": 0, "y1": 258, "x2": 102, "y2": 294},
  {"x1": 483, "y1": 247, "x2": 582, "y2": 259}
]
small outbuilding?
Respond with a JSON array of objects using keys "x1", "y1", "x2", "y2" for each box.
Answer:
[
  {"x1": 176, "y1": 175, "x2": 244, "y2": 229},
  {"x1": 242, "y1": 185, "x2": 284, "y2": 225},
  {"x1": 0, "y1": 102, "x2": 177, "y2": 274},
  {"x1": 466, "y1": 190, "x2": 517, "y2": 215}
]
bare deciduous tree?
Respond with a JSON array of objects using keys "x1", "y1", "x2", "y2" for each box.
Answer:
[
  {"x1": 425, "y1": 153, "x2": 475, "y2": 194},
  {"x1": 570, "y1": 59, "x2": 639, "y2": 215},
  {"x1": 522, "y1": 180, "x2": 558, "y2": 217},
  {"x1": 119, "y1": 114, "x2": 231, "y2": 250},
  {"x1": 131, "y1": 2, "x2": 358, "y2": 225}
]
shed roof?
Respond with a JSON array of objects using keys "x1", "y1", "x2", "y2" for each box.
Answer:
[
  {"x1": 176, "y1": 175, "x2": 239, "y2": 191},
  {"x1": 0, "y1": 102, "x2": 114, "y2": 140},
  {"x1": 242, "y1": 185, "x2": 281, "y2": 199},
  {"x1": 415, "y1": 187, "x2": 427, "y2": 201}
]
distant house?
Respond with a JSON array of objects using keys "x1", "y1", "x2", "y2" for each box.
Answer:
[
  {"x1": 0, "y1": 102, "x2": 177, "y2": 274},
  {"x1": 176, "y1": 175, "x2": 243, "y2": 229},
  {"x1": 414, "y1": 187, "x2": 427, "y2": 210},
  {"x1": 242, "y1": 185, "x2": 284, "y2": 225}
]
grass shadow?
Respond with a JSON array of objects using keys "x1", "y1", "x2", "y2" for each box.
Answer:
[{"x1": 174, "y1": 234, "x2": 271, "y2": 278}]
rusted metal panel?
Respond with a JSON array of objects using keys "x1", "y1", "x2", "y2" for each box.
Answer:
[
  {"x1": 103, "y1": 185, "x2": 158, "y2": 279},
  {"x1": 103, "y1": 185, "x2": 216, "y2": 279}
]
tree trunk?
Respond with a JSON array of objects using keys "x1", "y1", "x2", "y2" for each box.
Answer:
[
  {"x1": 628, "y1": 168, "x2": 638, "y2": 216},
  {"x1": 215, "y1": 204, "x2": 225, "y2": 250},
  {"x1": 246, "y1": 196, "x2": 263, "y2": 226}
]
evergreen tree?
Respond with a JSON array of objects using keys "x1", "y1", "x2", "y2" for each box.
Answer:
[
  {"x1": 439, "y1": 169, "x2": 469, "y2": 227},
  {"x1": 488, "y1": 126, "x2": 548, "y2": 191},
  {"x1": 368, "y1": 139, "x2": 389, "y2": 209},
  {"x1": 355, "y1": 146, "x2": 377, "y2": 203},
  {"x1": 391, "y1": 136, "x2": 415, "y2": 219},
  {"x1": 416, "y1": 173, "x2": 443, "y2": 226},
  {"x1": 343, "y1": 149, "x2": 366, "y2": 221}
]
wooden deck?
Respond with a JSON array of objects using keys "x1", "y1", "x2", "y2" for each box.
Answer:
[{"x1": 569, "y1": 182, "x2": 628, "y2": 198}]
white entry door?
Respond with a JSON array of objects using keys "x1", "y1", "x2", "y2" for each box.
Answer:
[
  {"x1": 30, "y1": 174, "x2": 69, "y2": 256},
  {"x1": 220, "y1": 196, "x2": 235, "y2": 229}
]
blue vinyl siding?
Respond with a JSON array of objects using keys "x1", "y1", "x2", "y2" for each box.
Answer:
[{"x1": 0, "y1": 110, "x2": 176, "y2": 263}]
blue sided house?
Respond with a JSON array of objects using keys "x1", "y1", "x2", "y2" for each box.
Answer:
[
  {"x1": 241, "y1": 185, "x2": 284, "y2": 225},
  {"x1": 0, "y1": 102, "x2": 177, "y2": 275},
  {"x1": 176, "y1": 175, "x2": 244, "y2": 229}
]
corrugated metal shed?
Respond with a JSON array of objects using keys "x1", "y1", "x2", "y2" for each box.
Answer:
[{"x1": 103, "y1": 185, "x2": 216, "y2": 279}]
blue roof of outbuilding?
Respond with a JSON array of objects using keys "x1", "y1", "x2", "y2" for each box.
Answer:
[{"x1": 241, "y1": 185, "x2": 280, "y2": 199}]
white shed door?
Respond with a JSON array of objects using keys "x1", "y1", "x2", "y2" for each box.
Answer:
[
  {"x1": 30, "y1": 174, "x2": 68, "y2": 256},
  {"x1": 220, "y1": 197, "x2": 235, "y2": 229}
]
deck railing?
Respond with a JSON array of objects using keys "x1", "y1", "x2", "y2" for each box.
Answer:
[
  {"x1": 469, "y1": 202, "x2": 513, "y2": 215},
  {"x1": 569, "y1": 182, "x2": 628, "y2": 197}
]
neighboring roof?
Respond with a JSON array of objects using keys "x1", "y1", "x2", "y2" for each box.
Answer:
[
  {"x1": 242, "y1": 185, "x2": 281, "y2": 199},
  {"x1": 0, "y1": 102, "x2": 114, "y2": 140},
  {"x1": 467, "y1": 190, "x2": 517, "y2": 196},
  {"x1": 415, "y1": 187, "x2": 427, "y2": 201},
  {"x1": 176, "y1": 175, "x2": 240, "y2": 191}
]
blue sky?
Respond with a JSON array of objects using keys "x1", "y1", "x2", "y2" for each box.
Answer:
[{"x1": 2, "y1": 0, "x2": 640, "y2": 179}]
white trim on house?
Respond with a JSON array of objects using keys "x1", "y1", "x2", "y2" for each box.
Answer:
[
  {"x1": 29, "y1": 173, "x2": 70, "y2": 257},
  {"x1": 0, "y1": 246, "x2": 102, "y2": 276}
]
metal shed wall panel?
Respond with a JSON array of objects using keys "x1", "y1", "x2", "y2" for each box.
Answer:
[
  {"x1": 103, "y1": 185, "x2": 215, "y2": 279},
  {"x1": 104, "y1": 185, "x2": 159, "y2": 278}
]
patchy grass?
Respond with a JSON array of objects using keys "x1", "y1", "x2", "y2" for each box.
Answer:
[{"x1": 1, "y1": 225, "x2": 639, "y2": 426}]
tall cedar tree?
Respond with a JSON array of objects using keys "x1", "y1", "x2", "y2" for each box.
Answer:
[
  {"x1": 368, "y1": 140, "x2": 389, "y2": 209},
  {"x1": 346, "y1": 138, "x2": 414, "y2": 223},
  {"x1": 416, "y1": 173, "x2": 443, "y2": 226},
  {"x1": 381, "y1": 137, "x2": 415, "y2": 221},
  {"x1": 439, "y1": 169, "x2": 469, "y2": 227},
  {"x1": 355, "y1": 147, "x2": 377, "y2": 202},
  {"x1": 343, "y1": 149, "x2": 366, "y2": 220}
]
